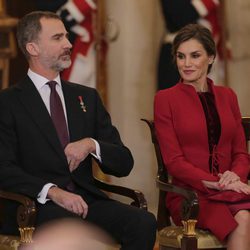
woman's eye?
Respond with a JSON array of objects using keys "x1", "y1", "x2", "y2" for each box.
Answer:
[
  {"x1": 192, "y1": 53, "x2": 200, "y2": 58},
  {"x1": 177, "y1": 54, "x2": 184, "y2": 59}
]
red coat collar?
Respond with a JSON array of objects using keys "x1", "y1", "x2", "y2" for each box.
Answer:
[{"x1": 177, "y1": 78, "x2": 216, "y2": 95}]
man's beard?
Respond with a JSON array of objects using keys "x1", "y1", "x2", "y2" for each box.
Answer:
[
  {"x1": 50, "y1": 51, "x2": 72, "y2": 72},
  {"x1": 52, "y1": 58, "x2": 72, "y2": 72}
]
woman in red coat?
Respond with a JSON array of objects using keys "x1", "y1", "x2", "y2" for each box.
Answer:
[{"x1": 154, "y1": 24, "x2": 250, "y2": 249}]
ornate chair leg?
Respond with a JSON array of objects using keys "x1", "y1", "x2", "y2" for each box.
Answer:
[
  {"x1": 19, "y1": 227, "x2": 35, "y2": 244},
  {"x1": 181, "y1": 220, "x2": 197, "y2": 250},
  {"x1": 181, "y1": 236, "x2": 197, "y2": 250}
]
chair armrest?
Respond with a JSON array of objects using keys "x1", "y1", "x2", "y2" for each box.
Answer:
[
  {"x1": 94, "y1": 178, "x2": 147, "y2": 210},
  {"x1": 0, "y1": 190, "x2": 36, "y2": 229},
  {"x1": 156, "y1": 178, "x2": 199, "y2": 221}
]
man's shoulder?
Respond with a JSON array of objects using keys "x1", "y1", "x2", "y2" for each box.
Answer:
[
  {"x1": 0, "y1": 76, "x2": 33, "y2": 99},
  {"x1": 0, "y1": 83, "x2": 19, "y2": 99},
  {"x1": 62, "y1": 80, "x2": 97, "y2": 94}
]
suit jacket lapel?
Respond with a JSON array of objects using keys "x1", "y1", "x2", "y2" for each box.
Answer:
[
  {"x1": 62, "y1": 81, "x2": 88, "y2": 142},
  {"x1": 17, "y1": 76, "x2": 67, "y2": 161}
]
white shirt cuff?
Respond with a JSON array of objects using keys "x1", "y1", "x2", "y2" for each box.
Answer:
[
  {"x1": 90, "y1": 138, "x2": 102, "y2": 162},
  {"x1": 37, "y1": 183, "x2": 56, "y2": 204}
]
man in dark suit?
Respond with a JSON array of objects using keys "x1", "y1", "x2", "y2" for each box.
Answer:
[{"x1": 0, "y1": 11, "x2": 156, "y2": 250}]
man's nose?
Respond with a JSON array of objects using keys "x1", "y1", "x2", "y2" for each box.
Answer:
[{"x1": 65, "y1": 38, "x2": 73, "y2": 49}]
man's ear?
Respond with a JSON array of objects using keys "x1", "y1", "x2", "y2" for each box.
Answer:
[{"x1": 26, "y1": 42, "x2": 39, "y2": 56}]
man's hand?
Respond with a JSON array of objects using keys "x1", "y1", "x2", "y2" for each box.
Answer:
[
  {"x1": 64, "y1": 138, "x2": 96, "y2": 172},
  {"x1": 47, "y1": 186, "x2": 88, "y2": 218}
]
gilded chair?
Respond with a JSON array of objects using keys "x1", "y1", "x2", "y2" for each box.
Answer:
[
  {"x1": 142, "y1": 117, "x2": 250, "y2": 250},
  {"x1": 0, "y1": 177, "x2": 147, "y2": 250}
]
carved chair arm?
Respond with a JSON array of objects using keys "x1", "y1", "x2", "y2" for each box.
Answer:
[
  {"x1": 0, "y1": 190, "x2": 36, "y2": 228},
  {"x1": 94, "y1": 178, "x2": 147, "y2": 210},
  {"x1": 0, "y1": 190, "x2": 36, "y2": 243},
  {"x1": 156, "y1": 178, "x2": 199, "y2": 221}
]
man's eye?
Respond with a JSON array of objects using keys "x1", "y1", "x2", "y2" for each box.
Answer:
[{"x1": 53, "y1": 35, "x2": 62, "y2": 40}]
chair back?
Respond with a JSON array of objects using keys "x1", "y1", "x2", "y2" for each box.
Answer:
[
  {"x1": 141, "y1": 119, "x2": 167, "y2": 182},
  {"x1": 242, "y1": 117, "x2": 250, "y2": 147},
  {"x1": 141, "y1": 119, "x2": 171, "y2": 230},
  {"x1": 242, "y1": 117, "x2": 250, "y2": 180}
]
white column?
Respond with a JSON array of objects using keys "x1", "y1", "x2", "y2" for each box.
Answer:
[
  {"x1": 226, "y1": 0, "x2": 250, "y2": 116},
  {"x1": 106, "y1": 0, "x2": 164, "y2": 214}
]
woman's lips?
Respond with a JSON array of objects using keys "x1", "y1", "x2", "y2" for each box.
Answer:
[{"x1": 183, "y1": 70, "x2": 195, "y2": 75}]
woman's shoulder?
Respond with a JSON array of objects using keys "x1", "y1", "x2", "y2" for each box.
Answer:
[
  {"x1": 213, "y1": 84, "x2": 237, "y2": 98},
  {"x1": 155, "y1": 83, "x2": 183, "y2": 98}
]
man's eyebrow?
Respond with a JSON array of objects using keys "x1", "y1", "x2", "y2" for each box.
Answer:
[
  {"x1": 52, "y1": 33, "x2": 63, "y2": 37},
  {"x1": 51, "y1": 32, "x2": 69, "y2": 38}
]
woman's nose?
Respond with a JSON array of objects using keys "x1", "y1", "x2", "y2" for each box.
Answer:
[{"x1": 184, "y1": 57, "x2": 191, "y2": 67}]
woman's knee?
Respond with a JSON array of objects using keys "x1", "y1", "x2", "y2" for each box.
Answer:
[
  {"x1": 235, "y1": 210, "x2": 250, "y2": 221},
  {"x1": 234, "y1": 210, "x2": 250, "y2": 231}
]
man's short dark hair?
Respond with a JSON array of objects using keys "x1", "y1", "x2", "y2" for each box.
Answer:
[{"x1": 16, "y1": 11, "x2": 61, "y2": 59}]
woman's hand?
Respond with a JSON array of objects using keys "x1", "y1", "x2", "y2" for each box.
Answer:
[
  {"x1": 202, "y1": 171, "x2": 250, "y2": 194},
  {"x1": 222, "y1": 180, "x2": 250, "y2": 195},
  {"x1": 218, "y1": 171, "x2": 240, "y2": 188},
  {"x1": 202, "y1": 180, "x2": 221, "y2": 190}
]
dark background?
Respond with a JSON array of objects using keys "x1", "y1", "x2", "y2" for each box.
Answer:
[{"x1": 7, "y1": 0, "x2": 36, "y2": 85}]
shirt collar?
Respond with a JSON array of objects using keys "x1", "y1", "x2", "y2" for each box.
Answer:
[{"x1": 28, "y1": 69, "x2": 62, "y2": 90}]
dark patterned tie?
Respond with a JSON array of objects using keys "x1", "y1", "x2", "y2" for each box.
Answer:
[{"x1": 47, "y1": 81, "x2": 69, "y2": 148}]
